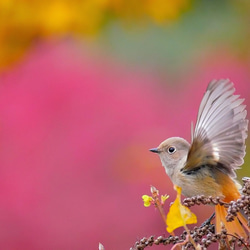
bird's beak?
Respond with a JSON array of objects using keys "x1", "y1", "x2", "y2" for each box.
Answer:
[{"x1": 149, "y1": 148, "x2": 159, "y2": 153}]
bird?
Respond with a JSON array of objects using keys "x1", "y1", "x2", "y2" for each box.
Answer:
[{"x1": 150, "y1": 79, "x2": 249, "y2": 237}]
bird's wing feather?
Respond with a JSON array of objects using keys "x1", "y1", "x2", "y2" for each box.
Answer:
[{"x1": 183, "y1": 79, "x2": 248, "y2": 177}]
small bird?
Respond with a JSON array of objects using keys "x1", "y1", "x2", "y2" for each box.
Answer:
[{"x1": 150, "y1": 79, "x2": 249, "y2": 237}]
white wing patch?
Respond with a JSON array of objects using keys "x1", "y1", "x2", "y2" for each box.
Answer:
[{"x1": 212, "y1": 144, "x2": 220, "y2": 161}]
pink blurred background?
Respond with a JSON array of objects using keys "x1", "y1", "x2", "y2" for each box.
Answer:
[{"x1": 0, "y1": 1, "x2": 249, "y2": 249}]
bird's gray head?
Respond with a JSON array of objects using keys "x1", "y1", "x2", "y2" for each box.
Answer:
[{"x1": 150, "y1": 137, "x2": 190, "y2": 178}]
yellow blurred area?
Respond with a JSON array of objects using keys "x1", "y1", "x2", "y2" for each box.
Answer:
[
  {"x1": 109, "y1": 0, "x2": 189, "y2": 22},
  {"x1": 0, "y1": 0, "x2": 190, "y2": 69},
  {"x1": 145, "y1": 0, "x2": 189, "y2": 23}
]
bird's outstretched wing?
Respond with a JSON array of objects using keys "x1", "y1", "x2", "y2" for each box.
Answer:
[{"x1": 183, "y1": 79, "x2": 248, "y2": 177}]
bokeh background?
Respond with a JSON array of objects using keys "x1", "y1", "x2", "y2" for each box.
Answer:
[{"x1": 0, "y1": 0, "x2": 249, "y2": 249}]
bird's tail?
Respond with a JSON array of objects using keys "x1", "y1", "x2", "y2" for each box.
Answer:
[{"x1": 215, "y1": 204, "x2": 249, "y2": 238}]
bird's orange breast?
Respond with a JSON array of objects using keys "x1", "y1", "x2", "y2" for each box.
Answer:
[{"x1": 215, "y1": 170, "x2": 241, "y2": 202}]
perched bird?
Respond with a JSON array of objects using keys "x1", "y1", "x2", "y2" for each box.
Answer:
[{"x1": 150, "y1": 79, "x2": 249, "y2": 237}]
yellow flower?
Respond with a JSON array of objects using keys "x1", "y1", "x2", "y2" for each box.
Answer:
[
  {"x1": 161, "y1": 194, "x2": 169, "y2": 204},
  {"x1": 142, "y1": 195, "x2": 153, "y2": 207},
  {"x1": 166, "y1": 186, "x2": 197, "y2": 233}
]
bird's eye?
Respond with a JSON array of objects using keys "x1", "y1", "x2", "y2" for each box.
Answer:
[{"x1": 168, "y1": 146, "x2": 176, "y2": 154}]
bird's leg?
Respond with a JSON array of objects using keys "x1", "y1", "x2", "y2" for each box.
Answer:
[{"x1": 200, "y1": 212, "x2": 215, "y2": 228}]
